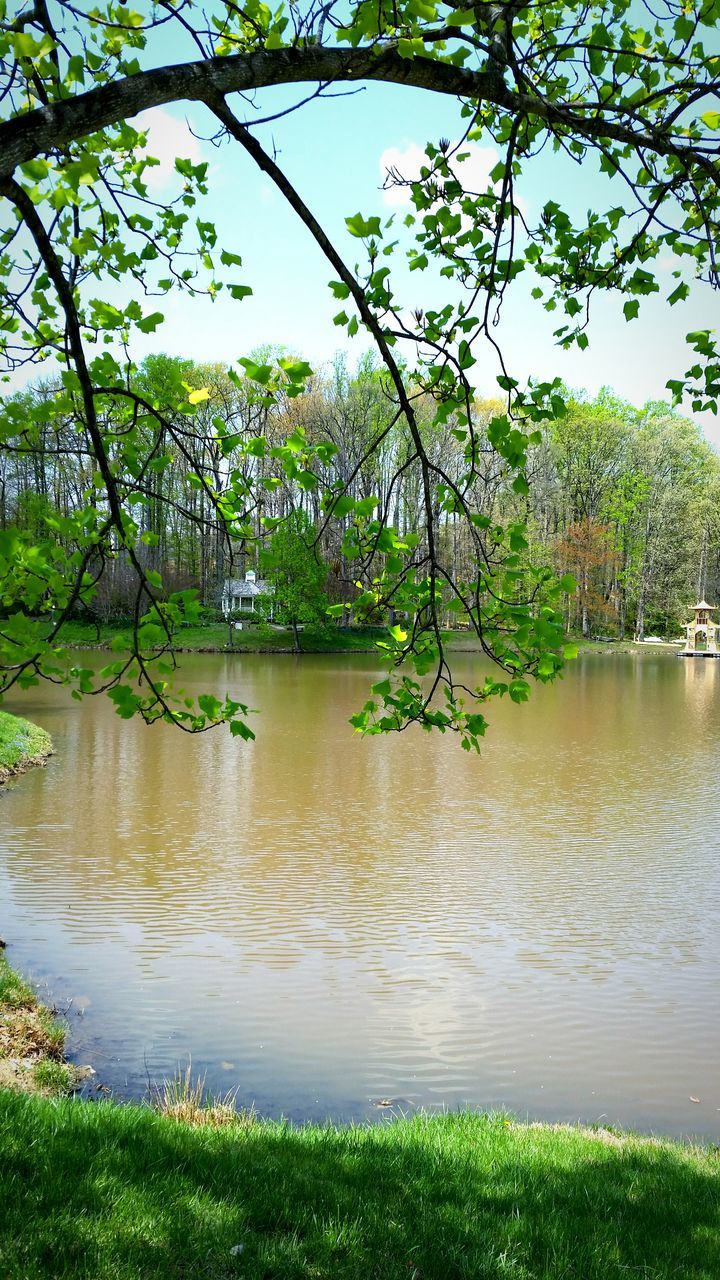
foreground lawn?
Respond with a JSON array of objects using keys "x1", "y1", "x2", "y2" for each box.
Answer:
[{"x1": 0, "y1": 1091, "x2": 718, "y2": 1280}]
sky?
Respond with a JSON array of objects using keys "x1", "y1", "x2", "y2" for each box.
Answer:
[
  {"x1": 124, "y1": 77, "x2": 718, "y2": 440},
  {"x1": 7, "y1": 35, "x2": 719, "y2": 444}
]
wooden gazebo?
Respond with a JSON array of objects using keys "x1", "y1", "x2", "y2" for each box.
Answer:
[{"x1": 679, "y1": 601, "x2": 720, "y2": 658}]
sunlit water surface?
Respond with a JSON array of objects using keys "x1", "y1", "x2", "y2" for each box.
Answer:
[{"x1": 1, "y1": 651, "x2": 719, "y2": 1138}]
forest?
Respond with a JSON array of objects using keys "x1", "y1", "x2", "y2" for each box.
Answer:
[{"x1": 3, "y1": 351, "x2": 718, "y2": 644}]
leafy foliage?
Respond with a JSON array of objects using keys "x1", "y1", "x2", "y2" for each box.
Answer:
[{"x1": 262, "y1": 510, "x2": 329, "y2": 650}]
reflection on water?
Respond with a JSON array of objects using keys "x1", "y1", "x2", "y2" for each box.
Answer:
[{"x1": 1, "y1": 651, "x2": 719, "y2": 1137}]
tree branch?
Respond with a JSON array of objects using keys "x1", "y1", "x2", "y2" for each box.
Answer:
[{"x1": 0, "y1": 45, "x2": 716, "y2": 183}]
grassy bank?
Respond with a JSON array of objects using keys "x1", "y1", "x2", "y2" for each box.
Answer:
[
  {"x1": 53, "y1": 618, "x2": 390, "y2": 653},
  {"x1": 0, "y1": 1092, "x2": 718, "y2": 1280},
  {"x1": 571, "y1": 637, "x2": 682, "y2": 655},
  {"x1": 50, "y1": 619, "x2": 680, "y2": 659},
  {"x1": 0, "y1": 951, "x2": 79, "y2": 1096},
  {"x1": 0, "y1": 710, "x2": 53, "y2": 783}
]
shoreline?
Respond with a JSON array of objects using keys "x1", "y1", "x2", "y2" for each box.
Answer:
[
  {"x1": 0, "y1": 710, "x2": 53, "y2": 785},
  {"x1": 0, "y1": 949, "x2": 93, "y2": 1097},
  {"x1": 2, "y1": 965, "x2": 718, "y2": 1277},
  {"x1": 0, "y1": 948, "x2": 716, "y2": 1147}
]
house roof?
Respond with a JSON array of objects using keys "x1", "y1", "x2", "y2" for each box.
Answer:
[{"x1": 223, "y1": 576, "x2": 273, "y2": 597}]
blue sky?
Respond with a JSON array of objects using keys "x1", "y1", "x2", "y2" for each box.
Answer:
[
  {"x1": 126, "y1": 77, "x2": 718, "y2": 441},
  {"x1": 7, "y1": 39, "x2": 717, "y2": 443}
]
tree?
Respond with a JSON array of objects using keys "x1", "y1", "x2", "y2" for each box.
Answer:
[
  {"x1": 263, "y1": 511, "x2": 329, "y2": 653},
  {"x1": 555, "y1": 518, "x2": 618, "y2": 638},
  {"x1": 0, "y1": 0, "x2": 717, "y2": 748}
]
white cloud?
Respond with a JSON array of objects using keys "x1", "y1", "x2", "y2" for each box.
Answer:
[
  {"x1": 380, "y1": 141, "x2": 499, "y2": 207},
  {"x1": 132, "y1": 108, "x2": 205, "y2": 191}
]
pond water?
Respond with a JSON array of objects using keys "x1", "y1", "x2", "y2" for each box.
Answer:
[{"x1": 1, "y1": 650, "x2": 719, "y2": 1138}]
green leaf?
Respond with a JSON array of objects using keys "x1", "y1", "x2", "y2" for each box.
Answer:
[
  {"x1": 331, "y1": 495, "x2": 355, "y2": 518},
  {"x1": 465, "y1": 713, "x2": 487, "y2": 737},
  {"x1": 67, "y1": 55, "x2": 85, "y2": 84},
  {"x1": 198, "y1": 694, "x2": 222, "y2": 720},
  {"x1": 279, "y1": 358, "x2": 313, "y2": 380},
  {"x1": 136, "y1": 311, "x2": 164, "y2": 333},
  {"x1": 345, "y1": 212, "x2": 382, "y2": 238},
  {"x1": 238, "y1": 359, "x2": 273, "y2": 385},
  {"x1": 446, "y1": 9, "x2": 476, "y2": 24},
  {"x1": 354, "y1": 496, "x2": 378, "y2": 518},
  {"x1": 397, "y1": 37, "x2": 425, "y2": 58},
  {"x1": 20, "y1": 158, "x2": 50, "y2": 182},
  {"x1": 230, "y1": 719, "x2": 255, "y2": 740}
]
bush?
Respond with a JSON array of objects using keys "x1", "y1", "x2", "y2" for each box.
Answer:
[
  {"x1": 228, "y1": 609, "x2": 261, "y2": 623},
  {"x1": 198, "y1": 606, "x2": 224, "y2": 624}
]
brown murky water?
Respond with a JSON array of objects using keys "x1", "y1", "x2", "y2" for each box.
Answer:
[{"x1": 1, "y1": 651, "x2": 719, "y2": 1137}]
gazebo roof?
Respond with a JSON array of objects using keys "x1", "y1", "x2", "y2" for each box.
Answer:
[{"x1": 694, "y1": 600, "x2": 717, "y2": 611}]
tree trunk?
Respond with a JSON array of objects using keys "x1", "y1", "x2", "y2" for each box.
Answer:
[
  {"x1": 581, "y1": 567, "x2": 589, "y2": 637},
  {"x1": 635, "y1": 588, "x2": 646, "y2": 642}
]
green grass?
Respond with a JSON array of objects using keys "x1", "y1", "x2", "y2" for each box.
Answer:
[
  {"x1": 53, "y1": 618, "x2": 387, "y2": 653},
  {"x1": 0, "y1": 954, "x2": 37, "y2": 1010},
  {"x1": 31, "y1": 1060, "x2": 73, "y2": 1094},
  {"x1": 0, "y1": 1093, "x2": 718, "y2": 1279},
  {"x1": 572, "y1": 637, "x2": 679, "y2": 654},
  {"x1": 0, "y1": 952, "x2": 69, "y2": 1096},
  {"x1": 43, "y1": 617, "x2": 492, "y2": 655},
  {"x1": 0, "y1": 710, "x2": 52, "y2": 777}
]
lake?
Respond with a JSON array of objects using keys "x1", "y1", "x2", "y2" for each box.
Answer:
[{"x1": 1, "y1": 650, "x2": 719, "y2": 1138}]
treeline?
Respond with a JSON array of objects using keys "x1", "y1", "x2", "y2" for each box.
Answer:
[{"x1": 2, "y1": 351, "x2": 719, "y2": 639}]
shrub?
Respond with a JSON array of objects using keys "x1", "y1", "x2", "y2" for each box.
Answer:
[{"x1": 228, "y1": 609, "x2": 261, "y2": 623}]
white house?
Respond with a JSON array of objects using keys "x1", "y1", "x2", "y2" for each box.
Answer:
[{"x1": 221, "y1": 569, "x2": 273, "y2": 617}]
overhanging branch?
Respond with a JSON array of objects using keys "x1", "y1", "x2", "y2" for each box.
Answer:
[{"x1": 0, "y1": 44, "x2": 717, "y2": 184}]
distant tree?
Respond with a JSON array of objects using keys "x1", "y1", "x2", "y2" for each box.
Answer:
[
  {"x1": 263, "y1": 513, "x2": 329, "y2": 654},
  {"x1": 555, "y1": 519, "x2": 618, "y2": 638}
]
